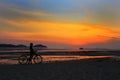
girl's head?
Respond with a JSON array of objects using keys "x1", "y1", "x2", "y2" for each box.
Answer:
[{"x1": 30, "y1": 43, "x2": 33, "y2": 46}]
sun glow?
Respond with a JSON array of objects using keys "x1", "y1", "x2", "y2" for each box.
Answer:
[{"x1": 0, "y1": 19, "x2": 118, "y2": 45}]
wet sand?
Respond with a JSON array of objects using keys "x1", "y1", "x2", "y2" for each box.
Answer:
[
  {"x1": 0, "y1": 58, "x2": 120, "y2": 80},
  {"x1": 0, "y1": 55, "x2": 109, "y2": 64}
]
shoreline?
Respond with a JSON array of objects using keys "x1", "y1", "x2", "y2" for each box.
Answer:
[{"x1": 0, "y1": 55, "x2": 111, "y2": 65}]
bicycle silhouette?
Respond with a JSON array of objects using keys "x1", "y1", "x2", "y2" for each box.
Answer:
[{"x1": 18, "y1": 51, "x2": 43, "y2": 64}]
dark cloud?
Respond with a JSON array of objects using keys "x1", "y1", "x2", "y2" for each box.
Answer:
[
  {"x1": 0, "y1": 3, "x2": 57, "y2": 32},
  {"x1": 67, "y1": 0, "x2": 120, "y2": 27},
  {"x1": 92, "y1": 8, "x2": 119, "y2": 26},
  {"x1": 0, "y1": 22, "x2": 38, "y2": 32},
  {"x1": 86, "y1": 0, "x2": 120, "y2": 27},
  {"x1": 81, "y1": 38, "x2": 120, "y2": 49},
  {"x1": 0, "y1": 5, "x2": 32, "y2": 21},
  {"x1": 0, "y1": 3, "x2": 54, "y2": 23}
]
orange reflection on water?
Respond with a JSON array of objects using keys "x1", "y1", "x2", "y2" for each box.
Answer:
[
  {"x1": 0, "y1": 55, "x2": 110, "y2": 64},
  {"x1": 42, "y1": 56, "x2": 109, "y2": 63},
  {"x1": 0, "y1": 59, "x2": 18, "y2": 64}
]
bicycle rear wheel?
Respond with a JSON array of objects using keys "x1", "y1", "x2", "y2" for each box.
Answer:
[
  {"x1": 33, "y1": 55, "x2": 43, "y2": 64},
  {"x1": 18, "y1": 55, "x2": 28, "y2": 64}
]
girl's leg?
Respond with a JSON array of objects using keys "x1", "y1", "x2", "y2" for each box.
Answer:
[{"x1": 29, "y1": 55, "x2": 33, "y2": 64}]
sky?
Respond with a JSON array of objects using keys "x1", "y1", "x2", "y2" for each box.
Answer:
[{"x1": 0, "y1": 0, "x2": 120, "y2": 49}]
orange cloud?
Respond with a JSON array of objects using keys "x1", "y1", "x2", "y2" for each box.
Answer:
[
  {"x1": 0, "y1": 19, "x2": 119, "y2": 46},
  {"x1": 0, "y1": 3, "x2": 119, "y2": 45}
]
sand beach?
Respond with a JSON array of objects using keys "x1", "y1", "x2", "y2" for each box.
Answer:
[{"x1": 0, "y1": 58, "x2": 120, "y2": 80}]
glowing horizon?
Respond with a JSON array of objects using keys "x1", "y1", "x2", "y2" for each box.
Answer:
[{"x1": 0, "y1": 0, "x2": 120, "y2": 49}]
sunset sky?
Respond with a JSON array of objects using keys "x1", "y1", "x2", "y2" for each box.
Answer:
[{"x1": 0, "y1": 0, "x2": 120, "y2": 49}]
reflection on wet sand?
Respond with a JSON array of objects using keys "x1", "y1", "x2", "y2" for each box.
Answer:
[{"x1": 0, "y1": 55, "x2": 110, "y2": 64}]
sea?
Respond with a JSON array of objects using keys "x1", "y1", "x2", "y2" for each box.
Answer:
[{"x1": 0, "y1": 47, "x2": 119, "y2": 64}]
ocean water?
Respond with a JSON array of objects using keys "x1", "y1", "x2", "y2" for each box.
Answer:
[
  {"x1": 0, "y1": 49, "x2": 118, "y2": 64},
  {"x1": 0, "y1": 55, "x2": 110, "y2": 65},
  {"x1": 0, "y1": 55, "x2": 109, "y2": 64}
]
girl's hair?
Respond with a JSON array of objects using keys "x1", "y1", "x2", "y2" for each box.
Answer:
[{"x1": 30, "y1": 43, "x2": 33, "y2": 46}]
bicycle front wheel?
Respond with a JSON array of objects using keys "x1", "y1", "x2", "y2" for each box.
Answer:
[
  {"x1": 18, "y1": 55, "x2": 28, "y2": 64},
  {"x1": 33, "y1": 55, "x2": 43, "y2": 64}
]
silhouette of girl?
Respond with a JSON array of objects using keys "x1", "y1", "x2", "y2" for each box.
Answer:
[{"x1": 29, "y1": 43, "x2": 34, "y2": 64}]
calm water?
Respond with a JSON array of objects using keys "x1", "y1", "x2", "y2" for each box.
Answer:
[
  {"x1": 0, "y1": 54, "x2": 110, "y2": 64},
  {"x1": 0, "y1": 49, "x2": 118, "y2": 64}
]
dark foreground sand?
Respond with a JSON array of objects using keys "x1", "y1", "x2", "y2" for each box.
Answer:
[{"x1": 0, "y1": 58, "x2": 120, "y2": 80}]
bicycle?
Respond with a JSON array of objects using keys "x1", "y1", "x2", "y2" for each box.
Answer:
[{"x1": 18, "y1": 51, "x2": 43, "y2": 64}]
